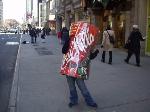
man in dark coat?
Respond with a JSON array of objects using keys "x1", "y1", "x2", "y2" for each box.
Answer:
[
  {"x1": 29, "y1": 27, "x2": 37, "y2": 43},
  {"x1": 61, "y1": 27, "x2": 69, "y2": 45},
  {"x1": 124, "y1": 25, "x2": 144, "y2": 67}
]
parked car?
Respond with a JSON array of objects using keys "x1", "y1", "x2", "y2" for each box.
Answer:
[{"x1": 8, "y1": 29, "x2": 18, "y2": 33}]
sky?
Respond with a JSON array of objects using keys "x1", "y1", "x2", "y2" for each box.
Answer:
[{"x1": 3, "y1": 0, "x2": 26, "y2": 23}]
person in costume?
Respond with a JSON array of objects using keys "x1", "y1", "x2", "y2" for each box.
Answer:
[{"x1": 62, "y1": 37, "x2": 99, "y2": 108}]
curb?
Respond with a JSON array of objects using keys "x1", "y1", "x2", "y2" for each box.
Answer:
[{"x1": 7, "y1": 34, "x2": 22, "y2": 112}]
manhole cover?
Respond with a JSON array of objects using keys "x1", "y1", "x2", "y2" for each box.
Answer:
[
  {"x1": 32, "y1": 44, "x2": 39, "y2": 46},
  {"x1": 38, "y1": 51, "x2": 53, "y2": 55},
  {"x1": 35, "y1": 47, "x2": 47, "y2": 50},
  {"x1": 35, "y1": 47, "x2": 53, "y2": 55}
]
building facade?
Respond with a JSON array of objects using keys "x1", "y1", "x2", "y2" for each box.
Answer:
[
  {"x1": 26, "y1": 0, "x2": 39, "y2": 27},
  {"x1": 26, "y1": 0, "x2": 33, "y2": 24},
  {"x1": 146, "y1": 0, "x2": 150, "y2": 55},
  {"x1": 45, "y1": 0, "x2": 56, "y2": 31},
  {"x1": 53, "y1": 0, "x2": 149, "y2": 56},
  {"x1": 32, "y1": 0, "x2": 38, "y2": 26},
  {"x1": 0, "y1": 0, "x2": 3, "y2": 28},
  {"x1": 39, "y1": 1, "x2": 46, "y2": 27},
  {"x1": 25, "y1": 0, "x2": 55, "y2": 28}
]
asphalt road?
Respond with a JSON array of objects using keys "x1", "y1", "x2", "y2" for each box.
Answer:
[{"x1": 0, "y1": 34, "x2": 20, "y2": 112}]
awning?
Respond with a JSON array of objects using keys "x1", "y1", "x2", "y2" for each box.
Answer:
[
  {"x1": 101, "y1": 0, "x2": 110, "y2": 7},
  {"x1": 84, "y1": 0, "x2": 131, "y2": 11},
  {"x1": 103, "y1": 0, "x2": 132, "y2": 11}
]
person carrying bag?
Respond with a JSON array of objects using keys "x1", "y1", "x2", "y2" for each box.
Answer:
[
  {"x1": 106, "y1": 30, "x2": 115, "y2": 45},
  {"x1": 101, "y1": 25, "x2": 115, "y2": 64}
]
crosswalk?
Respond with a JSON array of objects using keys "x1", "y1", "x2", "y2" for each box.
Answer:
[
  {"x1": 0, "y1": 34, "x2": 20, "y2": 46},
  {"x1": 5, "y1": 42, "x2": 19, "y2": 45}
]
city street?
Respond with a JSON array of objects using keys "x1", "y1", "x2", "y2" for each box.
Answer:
[
  {"x1": 0, "y1": 0, "x2": 150, "y2": 112},
  {"x1": 0, "y1": 34, "x2": 20, "y2": 112},
  {"x1": 8, "y1": 34, "x2": 150, "y2": 112}
]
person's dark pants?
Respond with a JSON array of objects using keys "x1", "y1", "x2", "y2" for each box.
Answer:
[
  {"x1": 101, "y1": 51, "x2": 112, "y2": 63},
  {"x1": 125, "y1": 49, "x2": 140, "y2": 65},
  {"x1": 31, "y1": 36, "x2": 37, "y2": 43},
  {"x1": 34, "y1": 37, "x2": 37, "y2": 43},
  {"x1": 66, "y1": 76, "x2": 95, "y2": 105},
  {"x1": 31, "y1": 36, "x2": 34, "y2": 43}
]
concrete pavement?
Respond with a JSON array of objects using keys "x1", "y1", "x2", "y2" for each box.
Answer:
[{"x1": 8, "y1": 34, "x2": 150, "y2": 112}]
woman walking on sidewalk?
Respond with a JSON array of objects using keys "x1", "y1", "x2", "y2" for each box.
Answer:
[{"x1": 101, "y1": 25, "x2": 115, "y2": 64}]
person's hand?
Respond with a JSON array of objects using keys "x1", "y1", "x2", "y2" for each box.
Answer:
[
  {"x1": 143, "y1": 36, "x2": 147, "y2": 40},
  {"x1": 101, "y1": 45, "x2": 104, "y2": 48},
  {"x1": 95, "y1": 49, "x2": 99, "y2": 54}
]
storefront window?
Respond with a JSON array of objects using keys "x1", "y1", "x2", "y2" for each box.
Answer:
[{"x1": 78, "y1": 12, "x2": 84, "y2": 20}]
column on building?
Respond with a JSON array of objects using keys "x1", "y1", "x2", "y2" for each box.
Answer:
[
  {"x1": 0, "y1": 0, "x2": 3, "y2": 28},
  {"x1": 124, "y1": 11, "x2": 131, "y2": 42},
  {"x1": 64, "y1": 11, "x2": 70, "y2": 30},
  {"x1": 146, "y1": 0, "x2": 150, "y2": 55},
  {"x1": 56, "y1": 15, "x2": 62, "y2": 32},
  {"x1": 74, "y1": 12, "x2": 79, "y2": 22},
  {"x1": 130, "y1": 0, "x2": 147, "y2": 55}
]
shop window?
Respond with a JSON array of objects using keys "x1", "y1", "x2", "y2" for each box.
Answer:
[{"x1": 78, "y1": 12, "x2": 84, "y2": 20}]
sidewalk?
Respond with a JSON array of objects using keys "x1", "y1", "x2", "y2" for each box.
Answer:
[{"x1": 8, "y1": 34, "x2": 150, "y2": 112}]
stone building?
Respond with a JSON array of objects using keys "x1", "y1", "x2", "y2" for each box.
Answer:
[
  {"x1": 146, "y1": 0, "x2": 150, "y2": 55},
  {"x1": 53, "y1": 0, "x2": 150, "y2": 55},
  {"x1": 0, "y1": 0, "x2": 3, "y2": 28}
]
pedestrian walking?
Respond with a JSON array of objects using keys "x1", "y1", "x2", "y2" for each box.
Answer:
[
  {"x1": 40, "y1": 28, "x2": 47, "y2": 43},
  {"x1": 101, "y1": 25, "x2": 115, "y2": 64},
  {"x1": 57, "y1": 30, "x2": 62, "y2": 44},
  {"x1": 36, "y1": 28, "x2": 40, "y2": 37},
  {"x1": 61, "y1": 27, "x2": 69, "y2": 45},
  {"x1": 124, "y1": 25, "x2": 145, "y2": 67},
  {"x1": 29, "y1": 27, "x2": 37, "y2": 43}
]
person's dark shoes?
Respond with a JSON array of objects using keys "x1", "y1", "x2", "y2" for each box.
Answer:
[
  {"x1": 101, "y1": 59, "x2": 105, "y2": 63},
  {"x1": 68, "y1": 103, "x2": 78, "y2": 108},
  {"x1": 136, "y1": 64, "x2": 141, "y2": 67},
  {"x1": 87, "y1": 103, "x2": 98, "y2": 108},
  {"x1": 108, "y1": 62, "x2": 112, "y2": 65},
  {"x1": 101, "y1": 45, "x2": 104, "y2": 48},
  {"x1": 124, "y1": 59, "x2": 129, "y2": 64}
]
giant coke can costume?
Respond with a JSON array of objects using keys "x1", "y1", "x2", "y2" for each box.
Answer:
[{"x1": 60, "y1": 21, "x2": 99, "y2": 80}]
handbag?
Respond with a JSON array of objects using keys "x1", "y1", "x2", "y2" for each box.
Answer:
[
  {"x1": 41, "y1": 33, "x2": 45, "y2": 39},
  {"x1": 124, "y1": 39, "x2": 131, "y2": 49},
  {"x1": 124, "y1": 40, "x2": 130, "y2": 49},
  {"x1": 106, "y1": 30, "x2": 115, "y2": 44}
]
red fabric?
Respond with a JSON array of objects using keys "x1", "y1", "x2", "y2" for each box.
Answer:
[{"x1": 57, "y1": 31, "x2": 62, "y2": 39}]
